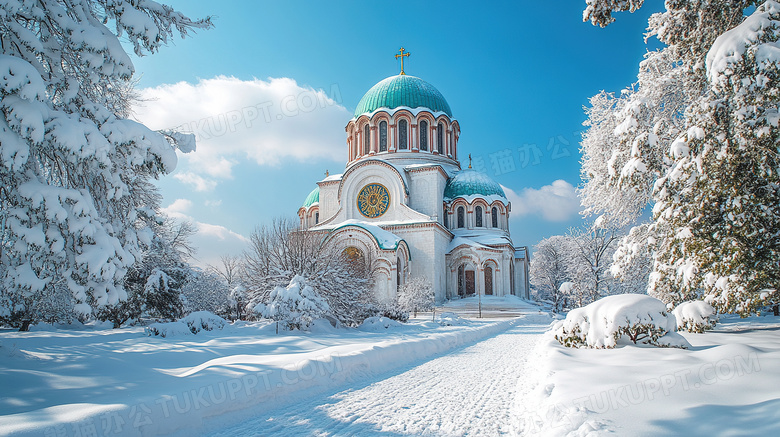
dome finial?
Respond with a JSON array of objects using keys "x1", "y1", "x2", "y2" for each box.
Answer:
[
  {"x1": 395, "y1": 47, "x2": 411, "y2": 75},
  {"x1": 325, "y1": 169, "x2": 329, "y2": 177},
  {"x1": 468, "y1": 154, "x2": 472, "y2": 169}
]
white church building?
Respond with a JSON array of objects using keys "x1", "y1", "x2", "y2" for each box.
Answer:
[{"x1": 298, "y1": 60, "x2": 530, "y2": 303}]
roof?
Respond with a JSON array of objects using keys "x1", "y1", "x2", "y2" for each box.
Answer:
[
  {"x1": 301, "y1": 186, "x2": 319, "y2": 208},
  {"x1": 354, "y1": 75, "x2": 452, "y2": 118},
  {"x1": 331, "y1": 220, "x2": 404, "y2": 250},
  {"x1": 444, "y1": 169, "x2": 506, "y2": 201}
]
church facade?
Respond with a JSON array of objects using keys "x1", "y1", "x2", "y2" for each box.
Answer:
[{"x1": 298, "y1": 68, "x2": 530, "y2": 303}]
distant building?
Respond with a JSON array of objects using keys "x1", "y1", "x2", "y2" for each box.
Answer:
[{"x1": 298, "y1": 60, "x2": 529, "y2": 303}]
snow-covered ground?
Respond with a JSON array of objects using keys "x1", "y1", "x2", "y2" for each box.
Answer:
[
  {"x1": 4, "y1": 297, "x2": 779, "y2": 437},
  {"x1": 211, "y1": 312, "x2": 552, "y2": 436},
  {"x1": 516, "y1": 314, "x2": 780, "y2": 436},
  {"x1": 0, "y1": 298, "x2": 541, "y2": 437}
]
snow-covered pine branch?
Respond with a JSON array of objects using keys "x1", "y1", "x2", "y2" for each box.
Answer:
[
  {"x1": 581, "y1": 0, "x2": 780, "y2": 316},
  {"x1": 0, "y1": 1, "x2": 210, "y2": 330}
]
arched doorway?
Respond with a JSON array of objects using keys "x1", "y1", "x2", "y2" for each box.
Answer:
[
  {"x1": 484, "y1": 265, "x2": 493, "y2": 295},
  {"x1": 457, "y1": 263, "x2": 476, "y2": 297}
]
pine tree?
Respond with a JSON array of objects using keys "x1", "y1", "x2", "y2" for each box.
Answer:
[
  {"x1": 580, "y1": 0, "x2": 780, "y2": 315},
  {"x1": 0, "y1": 1, "x2": 210, "y2": 329}
]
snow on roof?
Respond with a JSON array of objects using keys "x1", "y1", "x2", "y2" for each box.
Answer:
[
  {"x1": 331, "y1": 219, "x2": 404, "y2": 250},
  {"x1": 447, "y1": 236, "x2": 493, "y2": 253},
  {"x1": 451, "y1": 229, "x2": 512, "y2": 248},
  {"x1": 321, "y1": 173, "x2": 343, "y2": 182},
  {"x1": 707, "y1": 1, "x2": 780, "y2": 86}
]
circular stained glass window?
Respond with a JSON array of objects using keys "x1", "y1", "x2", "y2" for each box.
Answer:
[{"x1": 357, "y1": 183, "x2": 390, "y2": 218}]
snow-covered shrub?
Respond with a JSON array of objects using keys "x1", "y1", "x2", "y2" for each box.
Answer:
[
  {"x1": 672, "y1": 301, "x2": 718, "y2": 333},
  {"x1": 253, "y1": 276, "x2": 329, "y2": 331},
  {"x1": 377, "y1": 304, "x2": 410, "y2": 323},
  {"x1": 145, "y1": 311, "x2": 226, "y2": 337},
  {"x1": 357, "y1": 316, "x2": 403, "y2": 331},
  {"x1": 398, "y1": 277, "x2": 434, "y2": 317},
  {"x1": 553, "y1": 294, "x2": 690, "y2": 349},
  {"x1": 437, "y1": 312, "x2": 469, "y2": 326}
]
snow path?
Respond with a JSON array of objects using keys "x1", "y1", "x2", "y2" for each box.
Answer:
[{"x1": 210, "y1": 314, "x2": 551, "y2": 436}]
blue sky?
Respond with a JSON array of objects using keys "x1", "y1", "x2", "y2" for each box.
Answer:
[{"x1": 128, "y1": 1, "x2": 661, "y2": 267}]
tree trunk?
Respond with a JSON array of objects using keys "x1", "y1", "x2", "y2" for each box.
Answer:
[
  {"x1": 19, "y1": 320, "x2": 32, "y2": 332},
  {"x1": 773, "y1": 304, "x2": 779, "y2": 316}
]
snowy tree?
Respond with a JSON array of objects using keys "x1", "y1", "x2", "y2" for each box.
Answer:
[
  {"x1": 243, "y1": 217, "x2": 376, "y2": 327},
  {"x1": 253, "y1": 275, "x2": 329, "y2": 331},
  {"x1": 181, "y1": 268, "x2": 231, "y2": 316},
  {"x1": 530, "y1": 235, "x2": 576, "y2": 312},
  {"x1": 581, "y1": 0, "x2": 780, "y2": 315},
  {"x1": 568, "y1": 224, "x2": 619, "y2": 302},
  {"x1": 207, "y1": 254, "x2": 243, "y2": 287},
  {"x1": 0, "y1": 1, "x2": 210, "y2": 330},
  {"x1": 228, "y1": 284, "x2": 248, "y2": 321},
  {"x1": 398, "y1": 277, "x2": 434, "y2": 318}
]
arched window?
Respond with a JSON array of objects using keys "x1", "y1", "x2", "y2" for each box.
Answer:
[
  {"x1": 398, "y1": 119, "x2": 408, "y2": 150},
  {"x1": 443, "y1": 206, "x2": 448, "y2": 228},
  {"x1": 457, "y1": 206, "x2": 465, "y2": 228},
  {"x1": 484, "y1": 266, "x2": 493, "y2": 295},
  {"x1": 342, "y1": 246, "x2": 366, "y2": 275},
  {"x1": 419, "y1": 120, "x2": 428, "y2": 151},
  {"x1": 492, "y1": 207, "x2": 498, "y2": 228},
  {"x1": 315, "y1": 212, "x2": 319, "y2": 224},
  {"x1": 379, "y1": 120, "x2": 387, "y2": 152},
  {"x1": 363, "y1": 124, "x2": 370, "y2": 155},
  {"x1": 475, "y1": 205, "x2": 483, "y2": 227},
  {"x1": 437, "y1": 122, "x2": 444, "y2": 154}
]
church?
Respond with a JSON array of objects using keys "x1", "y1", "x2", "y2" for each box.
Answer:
[{"x1": 297, "y1": 50, "x2": 530, "y2": 303}]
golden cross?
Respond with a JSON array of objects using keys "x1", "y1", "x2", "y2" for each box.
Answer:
[
  {"x1": 395, "y1": 47, "x2": 411, "y2": 75},
  {"x1": 468, "y1": 154, "x2": 472, "y2": 169},
  {"x1": 325, "y1": 169, "x2": 329, "y2": 177}
]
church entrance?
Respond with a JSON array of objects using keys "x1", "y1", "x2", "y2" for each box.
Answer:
[
  {"x1": 465, "y1": 270, "x2": 475, "y2": 295},
  {"x1": 484, "y1": 266, "x2": 493, "y2": 295}
]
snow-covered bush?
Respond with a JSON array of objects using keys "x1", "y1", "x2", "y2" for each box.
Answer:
[
  {"x1": 672, "y1": 301, "x2": 718, "y2": 333},
  {"x1": 357, "y1": 316, "x2": 403, "y2": 331},
  {"x1": 243, "y1": 219, "x2": 376, "y2": 327},
  {"x1": 398, "y1": 277, "x2": 434, "y2": 317},
  {"x1": 553, "y1": 294, "x2": 690, "y2": 349},
  {"x1": 376, "y1": 304, "x2": 410, "y2": 323},
  {"x1": 145, "y1": 311, "x2": 226, "y2": 337},
  {"x1": 437, "y1": 312, "x2": 469, "y2": 326},
  {"x1": 253, "y1": 276, "x2": 329, "y2": 331}
]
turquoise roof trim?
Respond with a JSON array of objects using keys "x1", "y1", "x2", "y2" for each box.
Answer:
[
  {"x1": 354, "y1": 75, "x2": 452, "y2": 118},
  {"x1": 302, "y1": 186, "x2": 319, "y2": 208},
  {"x1": 330, "y1": 220, "x2": 407, "y2": 254},
  {"x1": 444, "y1": 169, "x2": 506, "y2": 200}
]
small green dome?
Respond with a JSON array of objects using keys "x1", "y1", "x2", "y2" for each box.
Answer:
[
  {"x1": 444, "y1": 169, "x2": 506, "y2": 200},
  {"x1": 354, "y1": 75, "x2": 452, "y2": 118},
  {"x1": 302, "y1": 186, "x2": 319, "y2": 208}
]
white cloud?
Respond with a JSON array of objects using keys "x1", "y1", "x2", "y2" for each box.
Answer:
[
  {"x1": 160, "y1": 199, "x2": 249, "y2": 268},
  {"x1": 504, "y1": 180, "x2": 581, "y2": 222},
  {"x1": 173, "y1": 172, "x2": 217, "y2": 192},
  {"x1": 132, "y1": 76, "x2": 350, "y2": 189},
  {"x1": 161, "y1": 198, "x2": 193, "y2": 216}
]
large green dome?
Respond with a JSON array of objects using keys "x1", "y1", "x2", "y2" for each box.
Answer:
[
  {"x1": 444, "y1": 169, "x2": 506, "y2": 200},
  {"x1": 354, "y1": 75, "x2": 452, "y2": 118}
]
